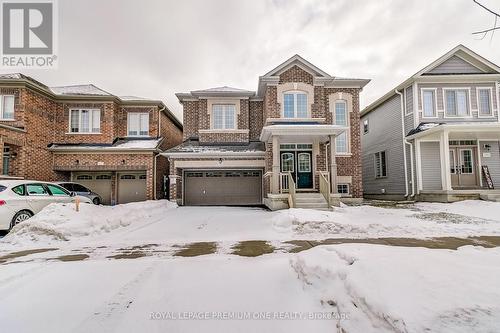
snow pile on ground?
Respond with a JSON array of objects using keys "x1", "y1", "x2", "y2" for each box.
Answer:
[
  {"x1": 2, "y1": 200, "x2": 177, "y2": 244},
  {"x1": 291, "y1": 244, "x2": 500, "y2": 332},
  {"x1": 273, "y1": 201, "x2": 500, "y2": 239}
]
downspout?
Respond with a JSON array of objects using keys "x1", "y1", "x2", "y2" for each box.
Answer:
[{"x1": 395, "y1": 89, "x2": 409, "y2": 198}]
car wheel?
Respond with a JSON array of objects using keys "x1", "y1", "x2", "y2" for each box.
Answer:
[
  {"x1": 10, "y1": 210, "x2": 33, "y2": 229},
  {"x1": 92, "y1": 197, "x2": 101, "y2": 205}
]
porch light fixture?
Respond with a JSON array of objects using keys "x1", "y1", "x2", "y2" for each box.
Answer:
[
  {"x1": 218, "y1": 158, "x2": 223, "y2": 164},
  {"x1": 122, "y1": 159, "x2": 126, "y2": 165},
  {"x1": 75, "y1": 160, "x2": 79, "y2": 165},
  {"x1": 483, "y1": 144, "x2": 491, "y2": 151}
]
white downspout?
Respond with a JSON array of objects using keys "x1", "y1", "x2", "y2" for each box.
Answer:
[
  {"x1": 407, "y1": 140, "x2": 415, "y2": 197},
  {"x1": 395, "y1": 89, "x2": 409, "y2": 198}
]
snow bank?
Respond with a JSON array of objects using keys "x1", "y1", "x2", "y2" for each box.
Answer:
[
  {"x1": 291, "y1": 244, "x2": 500, "y2": 332},
  {"x1": 2, "y1": 200, "x2": 177, "y2": 244}
]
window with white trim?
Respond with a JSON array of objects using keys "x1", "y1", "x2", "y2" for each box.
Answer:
[
  {"x1": 212, "y1": 104, "x2": 236, "y2": 129},
  {"x1": 422, "y1": 90, "x2": 435, "y2": 117},
  {"x1": 128, "y1": 113, "x2": 149, "y2": 136},
  {"x1": 283, "y1": 91, "x2": 307, "y2": 118},
  {"x1": 445, "y1": 90, "x2": 469, "y2": 116},
  {"x1": 374, "y1": 151, "x2": 387, "y2": 178},
  {"x1": 334, "y1": 100, "x2": 349, "y2": 154},
  {"x1": 69, "y1": 109, "x2": 100, "y2": 133},
  {"x1": 478, "y1": 89, "x2": 492, "y2": 116},
  {"x1": 363, "y1": 119, "x2": 369, "y2": 134},
  {"x1": 0, "y1": 95, "x2": 15, "y2": 120},
  {"x1": 337, "y1": 184, "x2": 349, "y2": 194}
]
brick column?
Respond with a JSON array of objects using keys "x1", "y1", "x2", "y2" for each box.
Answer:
[
  {"x1": 329, "y1": 135, "x2": 338, "y2": 194},
  {"x1": 0, "y1": 138, "x2": 3, "y2": 175},
  {"x1": 271, "y1": 136, "x2": 280, "y2": 194},
  {"x1": 169, "y1": 175, "x2": 179, "y2": 202}
]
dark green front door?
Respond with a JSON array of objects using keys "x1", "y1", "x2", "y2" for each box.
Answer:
[{"x1": 280, "y1": 151, "x2": 313, "y2": 189}]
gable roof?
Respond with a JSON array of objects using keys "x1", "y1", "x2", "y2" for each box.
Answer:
[
  {"x1": 176, "y1": 86, "x2": 256, "y2": 101},
  {"x1": 50, "y1": 84, "x2": 112, "y2": 96},
  {"x1": 361, "y1": 44, "x2": 500, "y2": 116},
  {"x1": 261, "y1": 54, "x2": 333, "y2": 78}
]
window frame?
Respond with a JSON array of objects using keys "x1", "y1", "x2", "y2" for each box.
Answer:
[
  {"x1": 477, "y1": 87, "x2": 493, "y2": 117},
  {"x1": 333, "y1": 99, "x2": 350, "y2": 155},
  {"x1": 374, "y1": 151, "x2": 387, "y2": 179},
  {"x1": 337, "y1": 183, "x2": 350, "y2": 195},
  {"x1": 421, "y1": 89, "x2": 437, "y2": 118},
  {"x1": 127, "y1": 112, "x2": 150, "y2": 137},
  {"x1": 0, "y1": 95, "x2": 15, "y2": 120},
  {"x1": 68, "y1": 108, "x2": 101, "y2": 134},
  {"x1": 363, "y1": 118, "x2": 369, "y2": 135},
  {"x1": 282, "y1": 91, "x2": 309, "y2": 118},
  {"x1": 46, "y1": 184, "x2": 71, "y2": 197},
  {"x1": 211, "y1": 104, "x2": 236, "y2": 130},
  {"x1": 25, "y1": 183, "x2": 50, "y2": 196},
  {"x1": 443, "y1": 88, "x2": 471, "y2": 118}
]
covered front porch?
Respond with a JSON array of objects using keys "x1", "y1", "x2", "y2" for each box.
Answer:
[
  {"x1": 411, "y1": 123, "x2": 500, "y2": 202},
  {"x1": 260, "y1": 124, "x2": 347, "y2": 209}
]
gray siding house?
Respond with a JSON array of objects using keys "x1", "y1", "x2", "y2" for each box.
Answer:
[{"x1": 361, "y1": 45, "x2": 500, "y2": 202}]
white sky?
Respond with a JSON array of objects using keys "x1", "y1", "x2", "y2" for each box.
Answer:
[{"x1": 5, "y1": 0, "x2": 500, "y2": 121}]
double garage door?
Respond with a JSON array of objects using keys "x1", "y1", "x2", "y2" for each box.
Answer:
[
  {"x1": 184, "y1": 170, "x2": 262, "y2": 206},
  {"x1": 73, "y1": 172, "x2": 147, "y2": 205}
]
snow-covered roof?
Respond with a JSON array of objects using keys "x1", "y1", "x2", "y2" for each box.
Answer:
[
  {"x1": 176, "y1": 86, "x2": 256, "y2": 101},
  {"x1": 406, "y1": 122, "x2": 444, "y2": 136},
  {"x1": 48, "y1": 138, "x2": 163, "y2": 151},
  {"x1": 0, "y1": 73, "x2": 24, "y2": 79},
  {"x1": 119, "y1": 95, "x2": 150, "y2": 101},
  {"x1": 192, "y1": 86, "x2": 254, "y2": 94},
  {"x1": 50, "y1": 84, "x2": 112, "y2": 96},
  {"x1": 163, "y1": 140, "x2": 265, "y2": 157}
]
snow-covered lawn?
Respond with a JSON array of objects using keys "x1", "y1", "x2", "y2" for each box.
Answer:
[{"x1": 1, "y1": 200, "x2": 500, "y2": 332}]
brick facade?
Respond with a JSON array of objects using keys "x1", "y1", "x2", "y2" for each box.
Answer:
[{"x1": 0, "y1": 78, "x2": 183, "y2": 203}]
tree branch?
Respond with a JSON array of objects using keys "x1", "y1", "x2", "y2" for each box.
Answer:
[
  {"x1": 473, "y1": 0, "x2": 500, "y2": 17},
  {"x1": 472, "y1": 26, "x2": 500, "y2": 35}
]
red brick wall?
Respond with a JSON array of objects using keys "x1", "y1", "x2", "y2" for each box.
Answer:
[
  {"x1": 249, "y1": 100, "x2": 264, "y2": 141},
  {"x1": 279, "y1": 65, "x2": 313, "y2": 84},
  {"x1": 182, "y1": 100, "x2": 199, "y2": 140}
]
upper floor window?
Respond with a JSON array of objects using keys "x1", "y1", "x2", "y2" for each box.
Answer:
[
  {"x1": 128, "y1": 112, "x2": 149, "y2": 136},
  {"x1": 445, "y1": 89, "x2": 469, "y2": 117},
  {"x1": 212, "y1": 104, "x2": 235, "y2": 129},
  {"x1": 334, "y1": 100, "x2": 349, "y2": 154},
  {"x1": 0, "y1": 95, "x2": 14, "y2": 120},
  {"x1": 478, "y1": 89, "x2": 492, "y2": 116},
  {"x1": 70, "y1": 109, "x2": 100, "y2": 133},
  {"x1": 422, "y1": 90, "x2": 436, "y2": 117},
  {"x1": 283, "y1": 91, "x2": 307, "y2": 118},
  {"x1": 363, "y1": 119, "x2": 369, "y2": 134}
]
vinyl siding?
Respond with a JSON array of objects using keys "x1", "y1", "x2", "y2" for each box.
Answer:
[
  {"x1": 361, "y1": 94, "x2": 406, "y2": 195},
  {"x1": 417, "y1": 82, "x2": 498, "y2": 123},
  {"x1": 420, "y1": 142, "x2": 442, "y2": 190},
  {"x1": 479, "y1": 141, "x2": 500, "y2": 188},
  {"x1": 426, "y1": 56, "x2": 484, "y2": 75}
]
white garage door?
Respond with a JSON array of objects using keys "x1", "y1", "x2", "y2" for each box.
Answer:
[
  {"x1": 73, "y1": 173, "x2": 112, "y2": 205},
  {"x1": 118, "y1": 172, "x2": 147, "y2": 204}
]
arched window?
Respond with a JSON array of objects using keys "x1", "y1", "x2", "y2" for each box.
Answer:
[{"x1": 283, "y1": 91, "x2": 308, "y2": 118}]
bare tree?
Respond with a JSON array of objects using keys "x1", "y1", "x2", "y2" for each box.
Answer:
[{"x1": 472, "y1": 0, "x2": 500, "y2": 40}]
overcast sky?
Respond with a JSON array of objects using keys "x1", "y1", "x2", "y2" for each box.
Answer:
[{"x1": 5, "y1": 0, "x2": 500, "y2": 121}]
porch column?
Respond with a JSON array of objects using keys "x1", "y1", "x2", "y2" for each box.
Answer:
[
  {"x1": 329, "y1": 135, "x2": 338, "y2": 194},
  {"x1": 271, "y1": 136, "x2": 280, "y2": 194},
  {"x1": 0, "y1": 137, "x2": 3, "y2": 175},
  {"x1": 440, "y1": 131, "x2": 452, "y2": 191}
]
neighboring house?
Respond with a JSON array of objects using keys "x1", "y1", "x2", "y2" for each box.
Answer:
[
  {"x1": 164, "y1": 55, "x2": 369, "y2": 209},
  {"x1": 361, "y1": 45, "x2": 500, "y2": 202},
  {"x1": 0, "y1": 74, "x2": 183, "y2": 204}
]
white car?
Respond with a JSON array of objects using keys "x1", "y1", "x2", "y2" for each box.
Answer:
[{"x1": 0, "y1": 180, "x2": 92, "y2": 231}]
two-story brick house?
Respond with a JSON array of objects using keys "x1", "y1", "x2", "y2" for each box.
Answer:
[
  {"x1": 0, "y1": 74, "x2": 183, "y2": 204},
  {"x1": 164, "y1": 55, "x2": 369, "y2": 209},
  {"x1": 361, "y1": 45, "x2": 500, "y2": 202}
]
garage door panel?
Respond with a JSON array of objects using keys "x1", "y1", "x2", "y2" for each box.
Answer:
[
  {"x1": 184, "y1": 170, "x2": 262, "y2": 206},
  {"x1": 118, "y1": 173, "x2": 147, "y2": 204},
  {"x1": 73, "y1": 173, "x2": 112, "y2": 205}
]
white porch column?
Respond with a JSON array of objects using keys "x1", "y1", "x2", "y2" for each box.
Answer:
[
  {"x1": 0, "y1": 138, "x2": 4, "y2": 175},
  {"x1": 440, "y1": 131, "x2": 452, "y2": 191},
  {"x1": 329, "y1": 135, "x2": 338, "y2": 194},
  {"x1": 271, "y1": 135, "x2": 280, "y2": 194}
]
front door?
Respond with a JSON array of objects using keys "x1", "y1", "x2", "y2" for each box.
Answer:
[
  {"x1": 280, "y1": 151, "x2": 313, "y2": 189},
  {"x1": 449, "y1": 147, "x2": 477, "y2": 188}
]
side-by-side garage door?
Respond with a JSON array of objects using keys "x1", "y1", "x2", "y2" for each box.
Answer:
[
  {"x1": 118, "y1": 172, "x2": 147, "y2": 204},
  {"x1": 73, "y1": 172, "x2": 112, "y2": 205},
  {"x1": 184, "y1": 170, "x2": 262, "y2": 206}
]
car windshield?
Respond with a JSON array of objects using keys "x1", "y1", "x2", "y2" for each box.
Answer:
[{"x1": 0, "y1": 185, "x2": 6, "y2": 192}]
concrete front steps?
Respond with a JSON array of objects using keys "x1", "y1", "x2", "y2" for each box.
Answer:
[
  {"x1": 480, "y1": 193, "x2": 500, "y2": 202},
  {"x1": 294, "y1": 193, "x2": 331, "y2": 210}
]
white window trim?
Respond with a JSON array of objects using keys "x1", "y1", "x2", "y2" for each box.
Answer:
[
  {"x1": 477, "y1": 87, "x2": 494, "y2": 118},
  {"x1": 0, "y1": 95, "x2": 15, "y2": 121},
  {"x1": 211, "y1": 104, "x2": 236, "y2": 130},
  {"x1": 68, "y1": 108, "x2": 101, "y2": 134},
  {"x1": 127, "y1": 112, "x2": 150, "y2": 137},
  {"x1": 374, "y1": 151, "x2": 387, "y2": 179},
  {"x1": 337, "y1": 183, "x2": 350, "y2": 196},
  {"x1": 442, "y1": 88, "x2": 472, "y2": 118},
  {"x1": 363, "y1": 118, "x2": 369, "y2": 135},
  {"x1": 282, "y1": 90, "x2": 309, "y2": 118},
  {"x1": 333, "y1": 99, "x2": 351, "y2": 155},
  {"x1": 420, "y1": 88, "x2": 438, "y2": 119},
  {"x1": 404, "y1": 86, "x2": 413, "y2": 116}
]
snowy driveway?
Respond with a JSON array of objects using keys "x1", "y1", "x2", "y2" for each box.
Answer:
[{"x1": 1, "y1": 200, "x2": 500, "y2": 332}]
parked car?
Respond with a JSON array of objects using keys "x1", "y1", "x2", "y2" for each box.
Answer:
[
  {"x1": 0, "y1": 180, "x2": 92, "y2": 231},
  {"x1": 56, "y1": 182, "x2": 102, "y2": 205}
]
